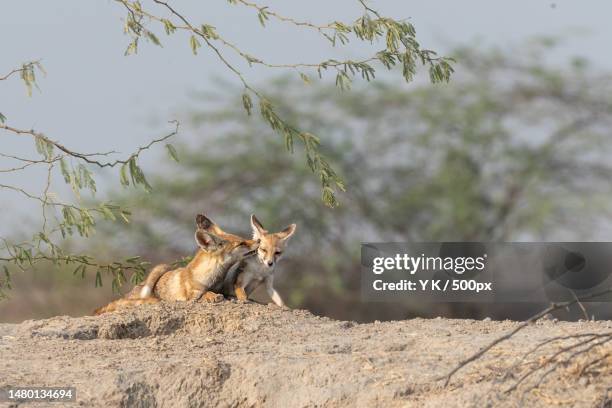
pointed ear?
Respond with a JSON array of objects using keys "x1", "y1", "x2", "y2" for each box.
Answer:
[
  {"x1": 250, "y1": 214, "x2": 267, "y2": 239},
  {"x1": 195, "y1": 230, "x2": 226, "y2": 250},
  {"x1": 277, "y1": 223, "x2": 296, "y2": 242},
  {"x1": 195, "y1": 213, "x2": 215, "y2": 230}
]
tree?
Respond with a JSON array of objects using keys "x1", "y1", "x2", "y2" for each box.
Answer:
[
  {"x1": 94, "y1": 41, "x2": 612, "y2": 320},
  {"x1": 0, "y1": 1, "x2": 452, "y2": 296}
]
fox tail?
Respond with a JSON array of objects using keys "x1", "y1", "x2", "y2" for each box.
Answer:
[
  {"x1": 93, "y1": 297, "x2": 160, "y2": 315},
  {"x1": 139, "y1": 263, "x2": 172, "y2": 298}
]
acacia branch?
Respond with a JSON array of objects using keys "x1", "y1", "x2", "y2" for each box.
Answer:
[
  {"x1": 142, "y1": 1, "x2": 446, "y2": 73},
  {"x1": 0, "y1": 157, "x2": 60, "y2": 173},
  {"x1": 152, "y1": 0, "x2": 256, "y2": 92},
  {"x1": 233, "y1": 0, "x2": 337, "y2": 32},
  {"x1": 358, "y1": 0, "x2": 382, "y2": 18},
  {"x1": 0, "y1": 183, "x2": 111, "y2": 216},
  {"x1": 0, "y1": 120, "x2": 179, "y2": 168},
  {"x1": 112, "y1": 0, "x2": 453, "y2": 206},
  {"x1": 0, "y1": 61, "x2": 40, "y2": 81},
  {"x1": 0, "y1": 67, "x2": 26, "y2": 81}
]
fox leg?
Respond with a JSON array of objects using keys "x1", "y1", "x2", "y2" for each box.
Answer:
[
  {"x1": 202, "y1": 291, "x2": 224, "y2": 303},
  {"x1": 228, "y1": 267, "x2": 248, "y2": 302},
  {"x1": 189, "y1": 289, "x2": 224, "y2": 303},
  {"x1": 264, "y1": 275, "x2": 285, "y2": 307},
  {"x1": 234, "y1": 286, "x2": 248, "y2": 301},
  {"x1": 232, "y1": 271, "x2": 249, "y2": 301},
  {"x1": 189, "y1": 288, "x2": 204, "y2": 302}
]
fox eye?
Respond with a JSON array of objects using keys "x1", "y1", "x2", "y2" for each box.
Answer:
[
  {"x1": 275, "y1": 251, "x2": 282, "y2": 256},
  {"x1": 261, "y1": 248, "x2": 267, "y2": 254}
]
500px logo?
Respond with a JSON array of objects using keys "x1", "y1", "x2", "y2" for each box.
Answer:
[{"x1": 371, "y1": 253, "x2": 487, "y2": 275}]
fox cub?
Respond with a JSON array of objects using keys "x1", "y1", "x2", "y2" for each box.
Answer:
[
  {"x1": 199, "y1": 214, "x2": 296, "y2": 307},
  {"x1": 93, "y1": 216, "x2": 258, "y2": 315}
]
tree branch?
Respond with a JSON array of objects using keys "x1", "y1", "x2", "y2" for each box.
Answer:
[
  {"x1": 0, "y1": 61, "x2": 40, "y2": 81},
  {"x1": 0, "y1": 120, "x2": 179, "y2": 168},
  {"x1": 440, "y1": 286, "x2": 612, "y2": 387}
]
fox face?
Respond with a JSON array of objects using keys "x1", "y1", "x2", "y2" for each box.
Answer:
[
  {"x1": 193, "y1": 213, "x2": 296, "y2": 307},
  {"x1": 194, "y1": 228, "x2": 258, "y2": 260},
  {"x1": 194, "y1": 213, "x2": 296, "y2": 268},
  {"x1": 250, "y1": 215, "x2": 296, "y2": 269},
  {"x1": 226, "y1": 238, "x2": 259, "y2": 260}
]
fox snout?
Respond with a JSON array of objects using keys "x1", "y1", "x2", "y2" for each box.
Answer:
[{"x1": 256, "y1": 250, "x2": 276, "y2": 268}]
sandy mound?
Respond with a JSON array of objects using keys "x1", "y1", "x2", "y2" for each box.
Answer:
[{"x1": 1, "y1": 301, "x2": 611, "y2": 407}]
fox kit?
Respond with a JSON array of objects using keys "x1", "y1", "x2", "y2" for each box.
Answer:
[
  {"x1": 143, "y1": 227, "x2": 257, "y2": 302},
  {"x1": 198, "y1": 214, "x2": 296, "y2": 307},
  {"x1": 93, "y1": 217, "x2": 257, "y2": 315}
]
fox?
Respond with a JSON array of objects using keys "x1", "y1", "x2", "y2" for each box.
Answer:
[
  {"x1": 197, "y1": 213, "x2": 296, "y2": 307},
  {"x1": 93, "y1": 217, "x2": 258, "y2": 315},
  {"x1": 92, "y1": 293, "x2": 161, "y2": 315}
]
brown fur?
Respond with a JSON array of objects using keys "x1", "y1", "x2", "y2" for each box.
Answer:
[
  {"x1": 196, "y1": 214, "x2": 296, "y2": 307},
  {"x1": 150, "y1": 247, "x2": 247, "y2": 301},
  {"x1": 93, "y1": 217, "x2": 258, "y2": 315},
  {"x1": 93, "y1": 297, "x2": 159, "y2": 315}
]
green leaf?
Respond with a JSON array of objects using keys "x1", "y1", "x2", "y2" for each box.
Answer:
[
  {"x1": 33, "y1": 136, "x2": 54, "y2": 160},
  {"x1": 201, "y1": 24, "x2": 219, "y2": 40},
  {"x1": 59, "y1": 158, "x2": 71, "y2": 183},
  {"x1": 257, "y1": 8, "x2": 269, "y2": 27},
  {"x1": 78, "y1": 164, "x2": 96, "y2": 194},
  {"x1": 241, "y1": 93, "x2": 253, "y2": 115},
  {"x1": 34, "y1": 136, "x2": 46, "y2": 156},
  {"x1": 99, "y1": 204, "x2": 116, "y2": 221},
  {"x1": 145, "y1": 30, "x2": 162, "y2": 47},
  {"x1": 20, "y1": 63, "x2": 36, "y2": 97},
  {"x1": 119, "y1": 210, "x2": 131, "y2": 224},
  {"x1": 0, "y1": 112, "x2": 5, "y2": 123},
  {"x1": 162, "y1": 18, "x2": 176, "y2": 35},
  {"x1": 299, "y1": 72, "x2": 311, "y2": 84},
  {"x1": 32, "y1": 61, "x2": 46, "y2": 76},
  {"x1": 124, "y1": 39, "x2": 139, "y2": 56},
  {"x1": 119, "y1": 163, "x2": 130, "y2": 186},
  {"x1": 128, "y1": 157, "x2": 138, "y2": 185},
  {"x1": 126, "y1": 157, "x2": 152, "y2": 192},
  {"x1": 165, "y1": 144, "x2": 179, "y2": 162},
  {"x1": 322, "y1": 187, "x2": 338, "y2": 208},
  {"x1": 190, "y1": 35, "x2": 201, "y2": 55},
  {"x1": 335, "y1": 71, "x2": 352, "y2": 91}
]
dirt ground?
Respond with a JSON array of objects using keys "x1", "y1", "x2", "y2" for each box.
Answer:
[{"x1": 0, "y1": 301, "x2": 610, "y2": 407}]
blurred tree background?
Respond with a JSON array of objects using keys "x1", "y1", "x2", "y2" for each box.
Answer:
[
  {"x1": 2, "y1": 0, "x2": 451, "y2": 298},
  {"x1": 3, "y1": 40, "x2": 612, "y2": 322}
]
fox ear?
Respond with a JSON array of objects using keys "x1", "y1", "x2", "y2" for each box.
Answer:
[
  {"x1": 277, "y1": 223, "x2": 296, "y2": 242},
  {"x1": 195, "y1": 230, "x2": 226, "y2": 250},
  {"x1": 195, "y1": 213, "x2": 215, "y2": 230},
  {"x1": 250, "y1": 214, "x2": 266, "y2": 239}
]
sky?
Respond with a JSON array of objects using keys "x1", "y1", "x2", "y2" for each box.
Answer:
[{"x1": 1, "y1": 0, "x2": 612, "y2": 228}]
